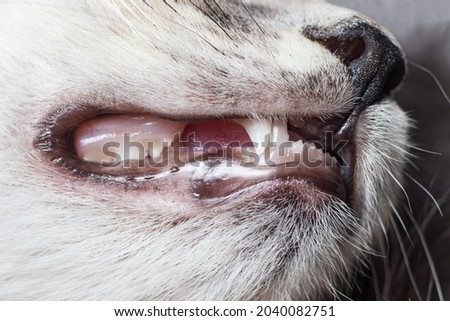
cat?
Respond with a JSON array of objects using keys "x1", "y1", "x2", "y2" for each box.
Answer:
[{"x1": 0, "y1": 0, "x2": 446, "y2": 300}]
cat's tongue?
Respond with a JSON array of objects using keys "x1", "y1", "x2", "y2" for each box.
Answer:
[{"x1": 180, "y1": 120, "x2": 253, "y2": 150}]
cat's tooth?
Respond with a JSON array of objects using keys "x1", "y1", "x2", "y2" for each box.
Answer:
[
  {"x1": 271, "y1": 120, "x2": 290, "y2": 148},
  {"x1": 267, "y1": 138, "x2": 306, "y2": 164},
  {"x1": 289, "y1": 140, "x2": 305, "y2": 162},
  {"x1": 292, "y1": 140, "x2": 305, "y2": 153},
  {"x1": 234, "y1": 119, "x2": 272, "y2": 155}
]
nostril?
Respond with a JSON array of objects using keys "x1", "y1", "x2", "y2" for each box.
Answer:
[
  {"x1": 304, "y1": 20, "x2": 406, "y2": 106},
  {"x1": 322, "y1": 36, "x2": 366, "y2": 66}
]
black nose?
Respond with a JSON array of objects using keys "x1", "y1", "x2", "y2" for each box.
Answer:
[{"x1": 304, "y1": 19, "x2": 406, "y2": 107}]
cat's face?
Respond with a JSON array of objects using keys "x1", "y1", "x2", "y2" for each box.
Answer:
[{"x1": 0, "y1": 0, "x2": 409, "y2": 300}]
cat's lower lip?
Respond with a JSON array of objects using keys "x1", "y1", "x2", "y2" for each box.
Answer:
[{"x1": 189, "y1": 161, "x2": 347, "y2": 201}]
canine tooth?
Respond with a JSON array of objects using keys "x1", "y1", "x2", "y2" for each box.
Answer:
[
  {"x1": 74, "y1": 114, "x2": 187, "y2": 164},
  {"x1": 234, "y1": 119, "x2": 272, "y2": 155},
  {"x1": 263, "y1": 120, "x2": 300, "y2": 164},
  {"x1": 271, "y1": 120, "x2": 290, "y2": 148}
]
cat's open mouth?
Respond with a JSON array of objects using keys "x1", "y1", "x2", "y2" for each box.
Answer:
[{"x1": 38, "y1": 105, "x2": 357, "y2": 203}]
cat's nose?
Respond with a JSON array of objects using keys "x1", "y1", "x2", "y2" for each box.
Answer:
[{"x1": 305, "y1": 20, "x2": 406, "y2": 107}]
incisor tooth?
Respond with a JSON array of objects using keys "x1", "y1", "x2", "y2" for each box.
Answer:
[
  {"x1": 234, "y1": 119, "x2": 272, "y2": 155},
  {"x1": 291, "y1": 140, "x2": 305, "y2": 155}
]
